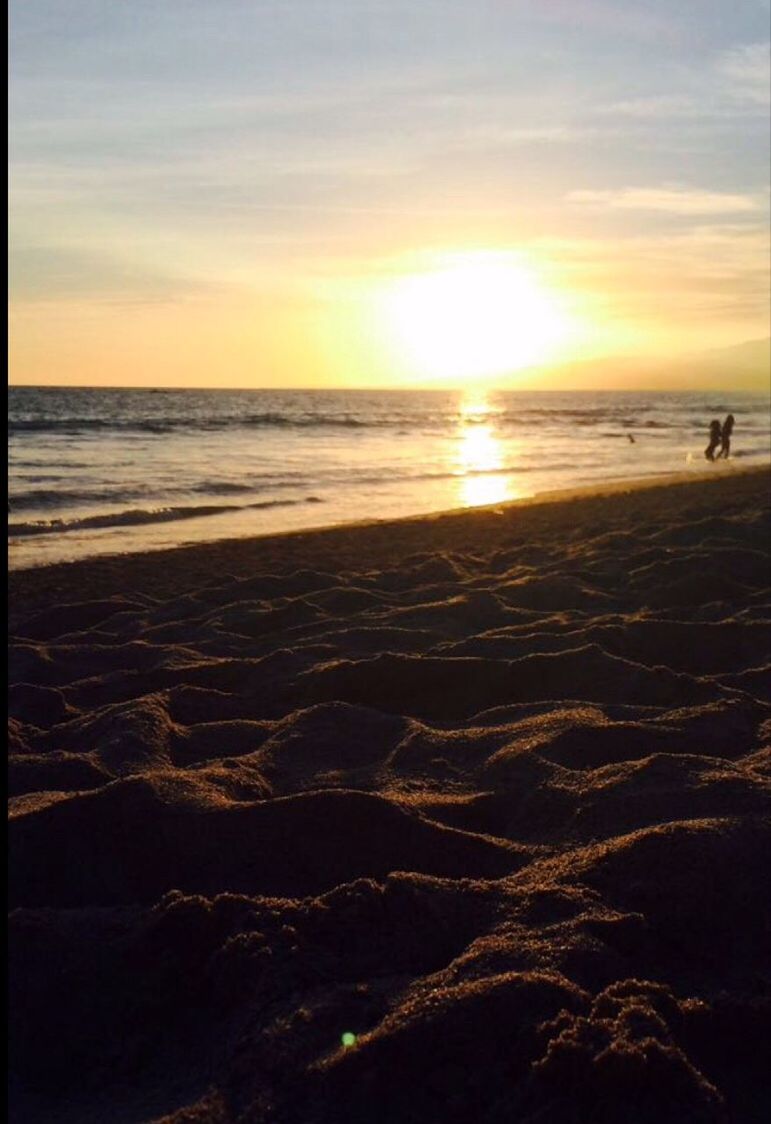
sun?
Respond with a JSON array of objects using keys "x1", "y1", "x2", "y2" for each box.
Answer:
[{"x1": 379, "y1": 251, "x2": 574, "y2": 383}]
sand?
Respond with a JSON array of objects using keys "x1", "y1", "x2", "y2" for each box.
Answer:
[{"x1": 8, "y1": 467, "x2": 771, "y2": 1124}]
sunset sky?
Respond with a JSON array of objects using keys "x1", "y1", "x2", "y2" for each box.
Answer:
[{"x1": 9, "y1": 0, "x2": 771, "y2": 388}]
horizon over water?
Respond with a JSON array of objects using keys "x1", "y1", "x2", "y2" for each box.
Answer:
[{"x1": 8, "y1": 385, "x2": 770, "y2": 569}]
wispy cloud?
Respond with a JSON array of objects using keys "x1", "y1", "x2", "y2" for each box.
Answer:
[
  {"x1": 452, "y1": 124, "x2": 604, "y2": 149},
  {"x1": 531, "y1": 223, "x2": 770, "y2": 327},
  {"x1": 566, "y1": 187, "x2": 761, "y2": 215},
  {"x1": 598, "y1": 95, "x2": 706, "y2": 120},
  {"x1": 597, "y1": 40, "x2": 770, "y2": 121},
  {"x1": 717, "y1": 42, "x2": 771, "y2": 106},
  {"x1": 522, "y1": 0, "x2": 681, "y2": 41},
  {"x1": 9, "y1": 247, "x2": 219, "y2": 306}
]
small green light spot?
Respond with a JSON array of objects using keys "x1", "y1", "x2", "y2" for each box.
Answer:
[{"x1": 341, "y1": 1032, "x2": 356, "y2": 1048}]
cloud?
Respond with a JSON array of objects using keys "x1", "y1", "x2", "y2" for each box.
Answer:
[
  {"x1": 530, "y1": 223, "x2": 770, "y2": 328},
  {"x1": 566, "y1": 187, "x2": 761, "y2": 215},
  {"x1": 596, "y1": 40, "x2": 770, "y2": 122},
  {"x1": 597, "y1": 95, "x2": 706, "y2": 120},
  {"x1": 7, "y1": 239, "x2": 221, "y2": 305},
  {"x1": 717, "y1": 42, "x2": 771, "y2": 106},
  {"x1": 520, "y1": 0, "x2": 680, "y2": 41},
  {"x1": 452, "y1": 124, "x2": 603, "y2": 148}
]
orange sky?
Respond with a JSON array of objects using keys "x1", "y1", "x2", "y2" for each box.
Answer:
[{"x1": 9, "y1": 2, "x2": 770, "y2": 389}]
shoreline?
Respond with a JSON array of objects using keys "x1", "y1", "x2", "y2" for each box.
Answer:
[
  {"x1": 11, "y1": 384, "x2": 770, "y2": 576},
  {"x1": 9, "y1": 463, "x2": 769, "y2": 619}
]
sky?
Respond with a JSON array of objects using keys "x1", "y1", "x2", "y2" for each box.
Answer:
[{"x1": 8, "y1": 0, "x2": 771, "y2": 388}]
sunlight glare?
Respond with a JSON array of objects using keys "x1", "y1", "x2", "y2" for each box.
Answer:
[
  {"x1": 381, "y1": 252, "x2": 573, "y2": 383},
  {"x1": 455, "y1": 391, "x2": 518, "y2": 507}
]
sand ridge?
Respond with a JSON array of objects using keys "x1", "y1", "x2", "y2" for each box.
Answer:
[{"x1": 8, "y1": 468, "x2": 771, "y2": 1123}]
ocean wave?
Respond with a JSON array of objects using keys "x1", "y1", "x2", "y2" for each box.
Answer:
[
  {"x1": 9, "y1": 478, "x2": 316, "y2": 512},
  {"x1": 9, "y1": 487, "x2": 153, "y2": 511},
  {"x1": 350, "y1": 462, "x2": 576, "y2": 487},
  {"x1": 8, "y1": 406, "x2": 685, "y2": 436},
  {"x1": 188, "y1": 475, "x2": 310, "y2": 494},
  {"x1": 9, "y1": 462, "x2": 557, "y2": 523},
  {"x1": 8, "y1": 496, "x2": 324, "y2": 538},
  {"x1": 8, "y1": 413, "x2": 387, "y2": 435},
  {"x1": 11, "y1": 474, "x2": 66, "y2": 485},
  {"x1": 9, "y1": 459, "x2": 93, "y2": 470},
  {"x1": 188, "y1": 481, "x2": 258, "y2": 495}
]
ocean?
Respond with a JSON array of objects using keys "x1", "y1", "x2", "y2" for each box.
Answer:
[{"x1": 8, "y1": 386, "x2": 770, "y2": 569}]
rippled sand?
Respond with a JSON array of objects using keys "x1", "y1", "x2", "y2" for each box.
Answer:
[{"x1": 8, "y1": 468, "x2": 771, "y2": 1123}]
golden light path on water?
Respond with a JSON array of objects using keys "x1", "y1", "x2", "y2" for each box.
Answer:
[{"x1": 455, "y1": 392, "x2": 520, "y2": 508}]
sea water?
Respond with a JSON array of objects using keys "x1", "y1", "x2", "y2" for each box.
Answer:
[{"x1": 8, "y1": 386, "x2": 770, "y2": 569}]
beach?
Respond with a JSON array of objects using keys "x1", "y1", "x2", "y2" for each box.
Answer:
[
  {"x1": 8, "y1": 466, "x2": 771, "y2": 1123},
  {"x1": 10, "y1": 386, "x2": 771, "y2": 571}
]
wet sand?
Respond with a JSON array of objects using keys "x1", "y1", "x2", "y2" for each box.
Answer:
[{"x1": 8, "y1": 467, "x2": 771, "y2": 1123}]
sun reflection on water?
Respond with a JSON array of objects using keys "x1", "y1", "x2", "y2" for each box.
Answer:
[{"x1": 455, "y1": 393, "x2": 519, "y2": 508}]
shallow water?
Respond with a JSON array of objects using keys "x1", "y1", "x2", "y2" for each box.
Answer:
[{"x1": 8, "y1": 386, "x2": 769, "y2": 568}]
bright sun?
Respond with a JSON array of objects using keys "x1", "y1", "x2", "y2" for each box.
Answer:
[{"x1": 379, "y1": 251, "x2": 574, "y2": 383}]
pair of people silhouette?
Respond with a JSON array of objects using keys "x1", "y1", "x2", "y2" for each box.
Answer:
[{"x1": 705, "y1": 414, "x2": 734, "y2": 461}]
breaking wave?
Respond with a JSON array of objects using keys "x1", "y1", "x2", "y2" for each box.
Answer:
[{"x1": 8, "y1": 497, "x2": 325, "y2": 537}]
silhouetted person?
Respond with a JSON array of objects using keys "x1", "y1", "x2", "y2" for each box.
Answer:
[
  {"x1": 716, "y1": 414, "x2": 734, "y2": 459},
  {"x1": 627, "y1": 433, "x2": 636, "y2": 444},
  {"x1": 705, "y1": 419, "x2": 722, "y2": 461}
]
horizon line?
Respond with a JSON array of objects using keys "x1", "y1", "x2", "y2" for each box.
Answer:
[{"x1": 8, "y1": 381, "x2": 770, "y2": 394}]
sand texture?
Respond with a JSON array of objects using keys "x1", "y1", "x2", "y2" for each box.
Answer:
[{"x1": 8, "y1": 469, "x2": 771, "y2": 1123}]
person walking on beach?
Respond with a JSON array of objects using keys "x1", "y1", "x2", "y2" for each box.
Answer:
[
  {"x1": 716, "y1": 414, "x2": 734, "y2": 459},
  {"x1": 705, "y1": 419, "x2": 722, "y2": 461}
]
